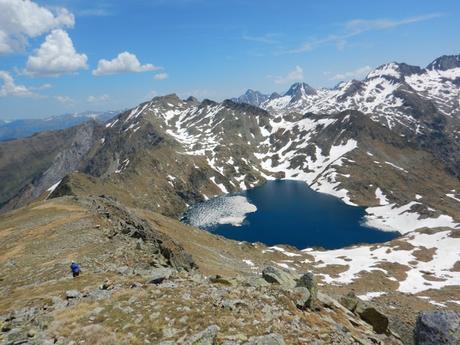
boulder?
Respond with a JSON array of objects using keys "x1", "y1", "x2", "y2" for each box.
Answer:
[
  {"x1": 355, "y1": 301, "x2": 389, "y2": 334},
  {"x1": 292, "y1": 287, "x2": 311, "y2": 310},
  {"x1": 146, "y1": 268, "x2": 173, "y2": 285},
  {"x1": 243, "y1": 333, "x2": 286, "y2": 345},
  {"x1": 415, "y1": 310, "x2": 460, "y2": 345},
  {"x1": 262, "y1": 266, "x2": 296, "y2": 289},
  {"x1": 340, "y1": 292, "x2": 359, "y2": 312},
  {"x1": 187, "y1": 324, "x2": 220, "y2": 345},
  {"x1": 296, "y1": 272, "x2": 318, "y2": 308},
  {"x1": 209, "y1": 275, "x2": 233, "y2": 286}
]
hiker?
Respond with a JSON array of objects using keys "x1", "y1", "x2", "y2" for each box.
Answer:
[{"x1": 70, "y1": 261, "x2": 81, "y2": 278}]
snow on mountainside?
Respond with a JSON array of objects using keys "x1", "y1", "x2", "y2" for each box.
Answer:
[
  {"x1": 96, "y1": 55, "x2": 460, "y2": 234},
  {"x1": 3, "y1": 54, "x2": 460, "y2": 236},
  {"x1": 262, "y1": 56, "x2": 460, "y2": 134}
]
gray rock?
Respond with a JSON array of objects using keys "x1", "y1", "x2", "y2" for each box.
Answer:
[
  {"x1": 262, "y1": 266, "x2": 295, "y2": 288},
  {"x1": 243, "y1": 333, "x2": 285, "y2": 345},
  {"x1": 415, "y1": 310, "x2": 460, "y2": 345},
  {"x1": 187, "y1": 324, "x2": 220, "y2": 345},
  {"x1": 355, "y1": 301, "x2": 389, "y2": 334},
  {"x1": 116, "y1": 266, "x2": 133, "y2": 276},
  {"x1": 340, "y1": 292, "x2": 359, "y2": 312},
  {"x1": 209, "y1": 275, "x2": 233, "y2": 286},
  {"x1": 65, "y1": 290, "x2": 81, "y2": 299},
  {"x1": 146, "y1": 267, "x2": 173, "y2": 285},
  {"x1": 292, "y1": 287, "x2": 310, "y2": 310},
  {"x1": 220, "y1": 299, "x2": 248, "y2": 311},
  {"x1": 296, "y1": 272, "x2": 317, "y2": 308}
]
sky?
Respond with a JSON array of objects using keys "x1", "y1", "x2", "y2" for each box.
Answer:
[{"x1": 0, "y1": 0, "x2": 459, "y2": 120}]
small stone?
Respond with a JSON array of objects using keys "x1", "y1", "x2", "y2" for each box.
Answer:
[
  {"x1": 100, "y1": 279, "x2": 113, "y2": 290},
  {"x1": 117, "y1": 266, "x2": 133, "y2": 276},
  {"x1": 187, "y1": 325, "x2": 220, "y2": 345},
  {"x1": 1, "y1": 321, "x2": 12, "y2": 332},
  {"x1": 27, "y1": 328, "x2": 37, "y2": 337},
  {"x1": 243, "y1": 333, "x2": 286, "y2": 345},
  {"x1": 65, "y1": 290, "x2": 81, "y2": 299}
]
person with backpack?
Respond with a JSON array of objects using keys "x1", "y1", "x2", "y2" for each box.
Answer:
[{"x1": 70, "y1": 261, "x2": 81, "y2": 278}]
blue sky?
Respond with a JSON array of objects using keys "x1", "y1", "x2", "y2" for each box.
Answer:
[{"x1": 0, "y1": 0, "x2": 459, "y2": 119}]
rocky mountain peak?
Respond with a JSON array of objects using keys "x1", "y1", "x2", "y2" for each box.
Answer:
[
  {"x1": 426, "y1": 54, "x2": 460, "y2": 71},
  {"x1": 232, "y1": 89, "x2": 269, "y2": 107},
  {"x1": 284, "y1": 82, "x2": 317, "y2": 100},
  {"x1": 268, "y1": 91, "x2": 282, "y2": 100},
  {"x1": 185, "y1": 96, "x2": 199, "y2": 104}
]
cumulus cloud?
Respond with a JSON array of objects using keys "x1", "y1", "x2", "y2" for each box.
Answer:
[
  {"x1": 25, "y1": 29, "x2": 88, "y2": 76},
  {"x1": 153, "y1": 72, "x2": 168, "y2": 80},
  {"x1": 87, "y1": 94, "x2": 110, "y2": 103},
  {"x1": 0, "y1": 70, "x2": 36, "y2": 97},
  {"x1": 0, "y1": 0, "x2": 74, "y2": 54},
  {"x1": 93, "y1": 52, "x2": 160, "y2": 76},
  {"x1": 271, "y1": 66, "x2": 304, "y2": 84},
  {"x1": 329, "y1": 65, "x2": 372, "y2": 81}
]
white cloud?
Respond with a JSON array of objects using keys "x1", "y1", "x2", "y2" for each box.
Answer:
[
  {"x1": 344, "y1": 13, "x2": 444, "y2": 34},
  {"x1": 0, "y1": 70, "x2": 36, "y2": 97},
  {"x1": 25, "y1": 29, "x2": 88, "y2": 76},
  {"x1": 87, "y1": 94, "x2": 110, "y2": 103},
  {"x1": 329, "y1": 65, "x2": 372, "y2": 81},
  {"x1": 154, "y1": 72, "x2": 168, "y2": 80},
  {"x1": 93, "y1": 51, "x2": 160, "y2": 76},
  {"x1": 0, "y1": 0, "x2": 74, "y2": 54},
  {"x1": 242, "y1": 33, "x2": 280, "y2": 45},
  {"x1": 271, "y1": 66, "x2": 304, "y2": 84},
  {"x1": 147, "y1": 90, "x2": 157, "y2": 99},
  {"x1": 55, "y1": 95, "x2": 75, "y2": 105},
  {"x1": 282, "y1": 13, "x2": 443, "y2": 55}
]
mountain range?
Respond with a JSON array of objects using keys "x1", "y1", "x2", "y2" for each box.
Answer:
[
  {"x1": 3, "y1": 55, "x2": 458, "y2": 226},
  {"x1": 0, "y1": 110, "x2": 119, "y2": 141}
]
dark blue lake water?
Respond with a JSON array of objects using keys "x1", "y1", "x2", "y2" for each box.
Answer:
[{"x1": 183, "y1": 180, "x2": 400, "y2": 250}]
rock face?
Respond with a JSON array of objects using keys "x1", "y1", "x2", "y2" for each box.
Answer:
[{"x1": 414, "y1": 310, "x2": 460, "y2": 345}]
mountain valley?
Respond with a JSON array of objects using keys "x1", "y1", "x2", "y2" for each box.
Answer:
[{"x1": 1, "y1": 54, "x2": 460, "y2": 345}]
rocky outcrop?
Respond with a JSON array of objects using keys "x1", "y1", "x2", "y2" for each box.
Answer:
[
  {"x1": 79, "y1": 195, "x2": 197, "y2": 272},
  {"x1": 339, "y1": 292, "x2": 390, "y2": 335}
]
